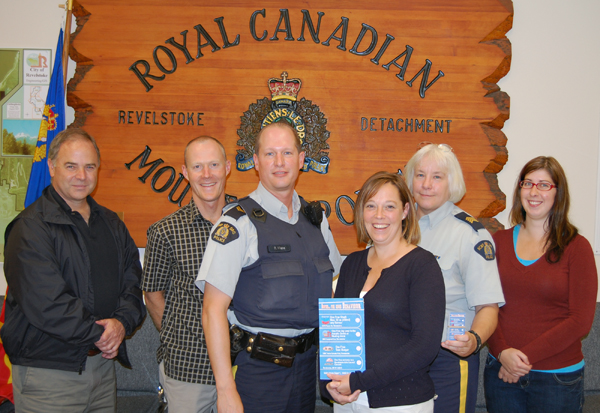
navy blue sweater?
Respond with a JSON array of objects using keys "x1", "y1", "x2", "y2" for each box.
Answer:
[{"x1": 321, "y1": 247, "x2": 445, "y2": 408}]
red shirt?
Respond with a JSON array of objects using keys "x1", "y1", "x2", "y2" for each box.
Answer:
[{"x1": 488, "y1": 228, "x2": 597, "y2": 370}]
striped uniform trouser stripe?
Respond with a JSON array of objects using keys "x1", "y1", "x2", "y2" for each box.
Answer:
[{"x1": 459, "y1": 359, "x2": 469, "y2": 413}]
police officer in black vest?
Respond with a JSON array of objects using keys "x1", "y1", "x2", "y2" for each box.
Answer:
[{"x1": 197, "y1": 120, "x2": 342, "y2": 413}]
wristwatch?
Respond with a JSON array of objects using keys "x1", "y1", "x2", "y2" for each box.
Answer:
[{"x1": 468, "y1": 330, "x2": 482, "y2": 354}]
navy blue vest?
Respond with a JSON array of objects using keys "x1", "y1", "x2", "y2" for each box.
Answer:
[{"x1": 232, "y1": 197, "x2": 334, "y2": 330}]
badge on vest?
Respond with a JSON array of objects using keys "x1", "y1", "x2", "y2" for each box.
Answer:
[
  {"x1": 212, "y1": 222, "x2": 239, "y2": 245},
  {"x1": 474, "y1": 240, "x2": 495, "y2": 260},
  {"x1": 267, "y1": 244, "x2": 291, "y2": 253}
]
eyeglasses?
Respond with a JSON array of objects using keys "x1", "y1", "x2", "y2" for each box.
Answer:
[
  {"x1": 417, "y1": 141, "x2": 453, "y2": 152},
  {"x1": 519, "y1": 181, "x2": 557, "y2": 191}
]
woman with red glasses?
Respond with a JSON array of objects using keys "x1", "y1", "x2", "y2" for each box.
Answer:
[{"x1": 485, "y1": 156, "x2": 598, "y2": 413}]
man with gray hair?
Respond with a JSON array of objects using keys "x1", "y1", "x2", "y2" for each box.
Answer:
[{"x1": 2, "y1": 127, "x2": 146, "y2": 412}]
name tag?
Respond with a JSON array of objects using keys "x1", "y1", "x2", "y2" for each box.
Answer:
[{"x1": 267, "y1": 244, "x2": 291, "y2": 253}]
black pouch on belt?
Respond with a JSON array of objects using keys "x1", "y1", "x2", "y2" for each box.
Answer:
[
  {"x1": 229, "y1": 324, "x2": 247, "y2": 364},
  {"x1": 250, "y1": 332, "x2": 296, "y2": 368}
]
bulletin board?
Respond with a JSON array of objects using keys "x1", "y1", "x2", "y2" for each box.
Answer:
[{"x1": 0, "y1": 48, "x2": 52, "y2": 260}]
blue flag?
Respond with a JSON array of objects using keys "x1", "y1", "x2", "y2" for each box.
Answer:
[{"x1": 24, "y1": 28, "x2": 66, "y2": 208}]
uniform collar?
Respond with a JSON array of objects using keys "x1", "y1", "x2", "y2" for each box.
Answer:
[
  {"x1": 418, "y1": 200, "x2": 454, "y2": 230},
  {"x1": 253, "y1": 182, "x2": 300, "y2": 222}
]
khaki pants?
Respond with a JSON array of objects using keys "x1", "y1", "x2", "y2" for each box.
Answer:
[
  {"x1": 13, "y1": 355, "x2": 116, "y2": 413},
  {"x1": 159, "y1": 361, "x2": 217, "y2": 413}
]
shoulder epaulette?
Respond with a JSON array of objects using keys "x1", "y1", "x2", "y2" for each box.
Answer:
[
  {"x1": 224, "y1": 204, "x2": 246, "y2": 220},
  {"x1": 454, "y1": 212, "x2": 484, "y2": 231},
  {"x1": 225, "y1": 194, "x2": 238, "y2": 204}
]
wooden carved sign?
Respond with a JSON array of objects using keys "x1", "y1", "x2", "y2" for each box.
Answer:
[{"x1": 70, "y1": 0, "x2": 512, "y2": 254}]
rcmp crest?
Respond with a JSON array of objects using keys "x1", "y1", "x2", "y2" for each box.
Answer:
[
  {"x1": 212, "y1": 222, "x2": 239, "y2": 245},
  {"x1": 236, "y1": 72, "x2": 331, "y2": 174},
  {"x1": 475, "y1": 240, "x2": 496, "y2": 261}
]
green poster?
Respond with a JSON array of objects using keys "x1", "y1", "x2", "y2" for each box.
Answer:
[{"x1": 0, "y1": 48, "x2": 51, "y2": 261}]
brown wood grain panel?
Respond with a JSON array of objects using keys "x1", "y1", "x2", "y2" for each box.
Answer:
[{"x1": 70, "y1": 0, "x2": 512, "y2": 254}]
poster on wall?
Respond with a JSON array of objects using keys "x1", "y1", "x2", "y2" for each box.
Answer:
[
  {"x1": 68, "y1": 0, "x2": 511, "y2": 253},
  {"x1": 0, "y1": 48, "x2": 52, "y2": 261}
]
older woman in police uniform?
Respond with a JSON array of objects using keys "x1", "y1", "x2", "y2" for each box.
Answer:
[{"x1": 404, "y1": 143, "x2": 505, "y2": 413}]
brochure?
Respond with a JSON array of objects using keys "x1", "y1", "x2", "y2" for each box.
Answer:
[{"x1": 318, "y1": 298, "x2": 366, "y2": 380}]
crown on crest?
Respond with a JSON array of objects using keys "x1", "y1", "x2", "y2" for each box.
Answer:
[{"x1": 268, "y1": 72, "x2": 302, "y2": 101}]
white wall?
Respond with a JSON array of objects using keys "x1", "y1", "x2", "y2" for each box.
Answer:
[
  {"x1": 496, "y1": 1, "x2": 600, "y2": 300},
  {"x1": 497, "y1": 1, "x2": 600, "y2": 236},
  {"x1": 1, "y1": 0, "x2": 600, "y2": 297}
]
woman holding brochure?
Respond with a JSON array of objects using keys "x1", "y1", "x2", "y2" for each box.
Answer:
[
  {"x1": 404, "y1": 142, "x2": 505, "y2": 413},
  {"x1": 322, "y1": 171, "x2": 445, "y2": 412}
]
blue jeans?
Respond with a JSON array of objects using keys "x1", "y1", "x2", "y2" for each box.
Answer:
[{"x1": 483, "y1": 354, "x2": 584, "y2": 413}]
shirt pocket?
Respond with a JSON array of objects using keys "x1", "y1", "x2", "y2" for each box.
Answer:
[
  {"x1": 313, "y1": 257, "x2": 334, "y2": 274},
  {"x1": 258, "y1": 260, "x2": 304, "y2": 311},
  {"x1": 437, "y1": 254, "x2": 465, "y2": 303},
  {"x1": 309, "y1": 257, "x2": 334, "y2": 302}
]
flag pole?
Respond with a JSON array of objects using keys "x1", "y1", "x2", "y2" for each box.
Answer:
[{"x1": 60, "y1": 0, "x2": 73, "y2": 91}]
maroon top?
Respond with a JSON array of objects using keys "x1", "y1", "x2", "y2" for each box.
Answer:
[{"x1": 488, "y1": 228, "x2": 597, "y2": 370}]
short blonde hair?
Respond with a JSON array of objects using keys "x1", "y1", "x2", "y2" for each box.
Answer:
[
  {"x1": 404, "y1": 143, "x2": 466, "y2": 203},
  {"x1": 354, "y1": 171, "x2": 420, "y2": 245},
  {"x1": 184, "y1": 136, "x2": 227, "y2": 167},
  {"x1": 254, "y1": 120, "x2": 302, "y2": 155}
]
